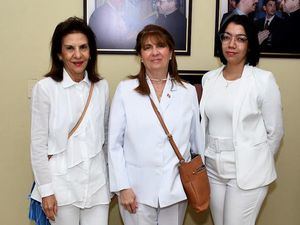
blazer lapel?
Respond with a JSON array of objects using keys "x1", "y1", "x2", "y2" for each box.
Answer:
[
  {"x1": 160, "y1": 78, "x2": 176, "y2": 113},
  {"x1": 148, "y1": 79, "x2": 160, "y2": 108},
  {"x1": 232, "y1": 65, "x2": 253, "y2": 137}
]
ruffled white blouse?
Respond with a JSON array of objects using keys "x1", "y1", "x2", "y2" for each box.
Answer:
[{"x1": 30, "y1": 69, "x2": 110, "y2": 207}]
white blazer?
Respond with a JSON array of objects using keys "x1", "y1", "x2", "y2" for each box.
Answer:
[
  {"x1": 200, "y1": 65, "x2": 284, "y2": 190},
  {"x1": 108, "y1": 77, "x2": 204, "y2": 208}
]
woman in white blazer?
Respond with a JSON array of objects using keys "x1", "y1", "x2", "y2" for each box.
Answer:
[
  {"x1": 30, "y1": 17, "x2": 110, "y2": 225},
  {"x1": 108, "y1": 24, "x2": 204, "y2": 225},
  {"x1": 200, "y1": 15, "x2": 283, "y2": 225}
]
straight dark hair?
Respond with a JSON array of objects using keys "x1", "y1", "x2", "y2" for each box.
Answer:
[
  {"x1": 130, "y1": 24, "x2": 183, "y2": 95},
  {"x1": 45, "y1": 17, "x2": 101, "y2": 83},
  {"x1": 263, "y1": 0, "x2": 276, "y2": 6},
  {"x1": 217, "y1": 15, "x2": 260, "y2": 66}
]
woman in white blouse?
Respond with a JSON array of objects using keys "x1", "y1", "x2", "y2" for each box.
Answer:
[
  {"x1": 30, "y1": 17, "x2": 110, "y2": 225},
  {"x1": 108, "y1": 24, "x2": 204, "y2": 225},
  {"x1": 200, "y1": 15, "x2": 284, "y2": 225}
]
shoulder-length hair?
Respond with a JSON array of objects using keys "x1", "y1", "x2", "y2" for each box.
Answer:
[
  {"x1": 45, "y1": 17, "x2": 101, "y2": 83},
  {"x1": 130, "y1": 24, "x2": 183, "y2": 95},
  {"x1": 217, "y1": 15, "x2": 260, "y2": 66}
]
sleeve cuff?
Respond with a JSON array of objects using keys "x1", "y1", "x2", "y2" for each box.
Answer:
[
  {"x1": 38, "y1": 183, "x2": 54, "y2": 198},
  {"x1": 110, "y1": 182, "x2": 130, "y2": 193}
]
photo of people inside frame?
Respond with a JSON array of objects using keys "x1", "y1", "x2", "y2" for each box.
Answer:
[
  {"x1": 85, "y1": 0, "x2": 191, "y2": 54},
  {"x1": 216, "y1": 0, "x2": 300, "y2": 57}
]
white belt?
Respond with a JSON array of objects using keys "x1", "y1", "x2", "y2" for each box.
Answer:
[{"x1": 207, "y1": 135, "x2": 234, "y2": 153}]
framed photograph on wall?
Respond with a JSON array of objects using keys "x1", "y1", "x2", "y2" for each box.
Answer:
[
  {"x1": 84, "y1": 0, "x2": 192, "y2": 55},
  {"x1": 215, "y1": 0, "x2": 300, "y2": 58},
  {"x1": 178, "y1": 70, "x2": 207, "y2": 102}
]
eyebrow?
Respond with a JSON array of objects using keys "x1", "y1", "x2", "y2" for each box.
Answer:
[
  {"x1": 224, "y1": 32, "x2": 247, "y2": 36},
  {"x1": 63, "y1": 43, "x2": 88, "y2": 47}
]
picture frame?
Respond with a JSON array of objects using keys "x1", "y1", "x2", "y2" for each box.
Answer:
[
  {"x1": 178, "y1": 70, "x2": 206, "y2": 84},
  {"x1": 178, "y1": 70, "x2": 207, "y2": 102},
  {"x1": 214, "y1": 0, "x2": 300, "y2": 58},
  {"x1": 84, "y1": 0, "x2": 192, "y2": 55}
]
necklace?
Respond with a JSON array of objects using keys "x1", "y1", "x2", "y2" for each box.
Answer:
[
  {"x1": 225, "y1": 79, "x2": 233, "y2": 88},
  {"x1": 146, "y1": 73, "x2": 168, "y2": 83},
  {"x1": 222, "y1": 72, "x2": 241, "y2": 88},
  {"x1": 224, "y1": 77, "x2": 241, "y2": 88},
  {"x1": 148, "y1": 77, "x2": 168, "y2": 83}
]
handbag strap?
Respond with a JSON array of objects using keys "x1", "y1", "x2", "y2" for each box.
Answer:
[
  {"x1": 149, "y1": 97, "x2": 185, "y2": 162},
  {"x1": 68, "y1": 82, "x2": 94, "y2": 139}
]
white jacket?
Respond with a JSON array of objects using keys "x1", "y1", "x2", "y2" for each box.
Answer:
[
  {"x1": 108, "y1": 77, "x2": 204, "y2": 208},
  {"x1": 200, "y1": 65, "x2": 284, "y2": 190}
]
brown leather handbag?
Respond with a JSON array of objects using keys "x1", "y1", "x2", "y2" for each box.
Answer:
[{"x1": 150, "y1": 97, "x2": 210, "y2": 213}]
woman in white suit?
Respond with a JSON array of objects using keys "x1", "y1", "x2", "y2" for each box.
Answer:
[
  {"x1": 108, "y1": 24, "x2": 204, "y2": 225},
  {"x1": 200, "y1": 15, "x2": 283, "y2": 225}
]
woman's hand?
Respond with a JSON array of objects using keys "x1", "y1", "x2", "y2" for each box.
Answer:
[
  {"x1": 42, "y1": 194, "x2": 58, "y2": 221},
  {"x1": 119, "y1": 188, "x2": 138, "y2": 214}
]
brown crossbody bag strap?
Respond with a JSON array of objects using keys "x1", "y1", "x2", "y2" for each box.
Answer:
[
  {"x1": 48, "y1": 83, "x2": 94, "y2": 160},
  {"x1": 149, "y1": 97, "x2": 185, "y2": 163},
  {"x1": 150, "y1": 97, "x2": 210, "y2": 213},
  {"x1": 68, "y1": 82, "x2": 94, "y2": 138}
]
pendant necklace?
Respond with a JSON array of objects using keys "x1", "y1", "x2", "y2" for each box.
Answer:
[
  {"x1": 225, "y1": 79, "x2": 232, "y2": 88},
  {"x1": 223, "y1": 73, "x2": 241, "y2": 88}
]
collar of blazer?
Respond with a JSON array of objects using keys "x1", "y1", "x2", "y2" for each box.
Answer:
[
  {"x1": 201, "y1": 65, "x2": 254, "y2": 137},
  {"x1": 148, "y1": 76, "x2": 178, "y2": 113}
]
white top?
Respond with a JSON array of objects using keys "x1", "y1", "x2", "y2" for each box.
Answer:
[
  {"x1": 200, "y1": 65, "x2": 284, "y2": 189},
  {"x1": 30, "y1": 69, "x2": 110, "y2": 207},
  {"x1": 108, "y1": 76, "x2": 204, "y2": 208},
  {"x1": 265, "y1": 15, "x2": 275, "y2": 24},
  {"x1": 205, "y1": 73, "x2": 241, "y2": 138}
]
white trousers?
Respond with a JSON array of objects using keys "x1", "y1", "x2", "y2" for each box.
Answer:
[
  {"x1": 119, "y1": 200, "x2": 187, "y2": 225},
  {"x1": 205, "y1": 135, "x2": 268, "y2": 225},
  {"x1": 49, "y1": 204, "x2": 109, "y2": 225},
  {"x1": 209, "y1": 177, "x2": 268, "y2": 225}
]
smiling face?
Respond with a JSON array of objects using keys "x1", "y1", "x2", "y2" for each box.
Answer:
[
  {"x1": 140, "y1": 36, "x2": 172, "y2": 76},
  {"x1": 58, "y1": 32, "x2": 90, "y2": 81},
  {"x1": 221, "y1": 22, "x2": 249, "y2": 66}
]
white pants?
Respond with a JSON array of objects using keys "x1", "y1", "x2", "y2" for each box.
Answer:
[
  {"x1": 209, "y1": 177, "x2": 268, "y2": 225},
  {"x1": 49, "y1": 204, "x2": 109, "y2": 225},
  {"x1": 119, "y1": 200, "x2": 187, "y2": 225},
  {"x1": 205, "y1": 136, "x2": 268, "y2": 225}
]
